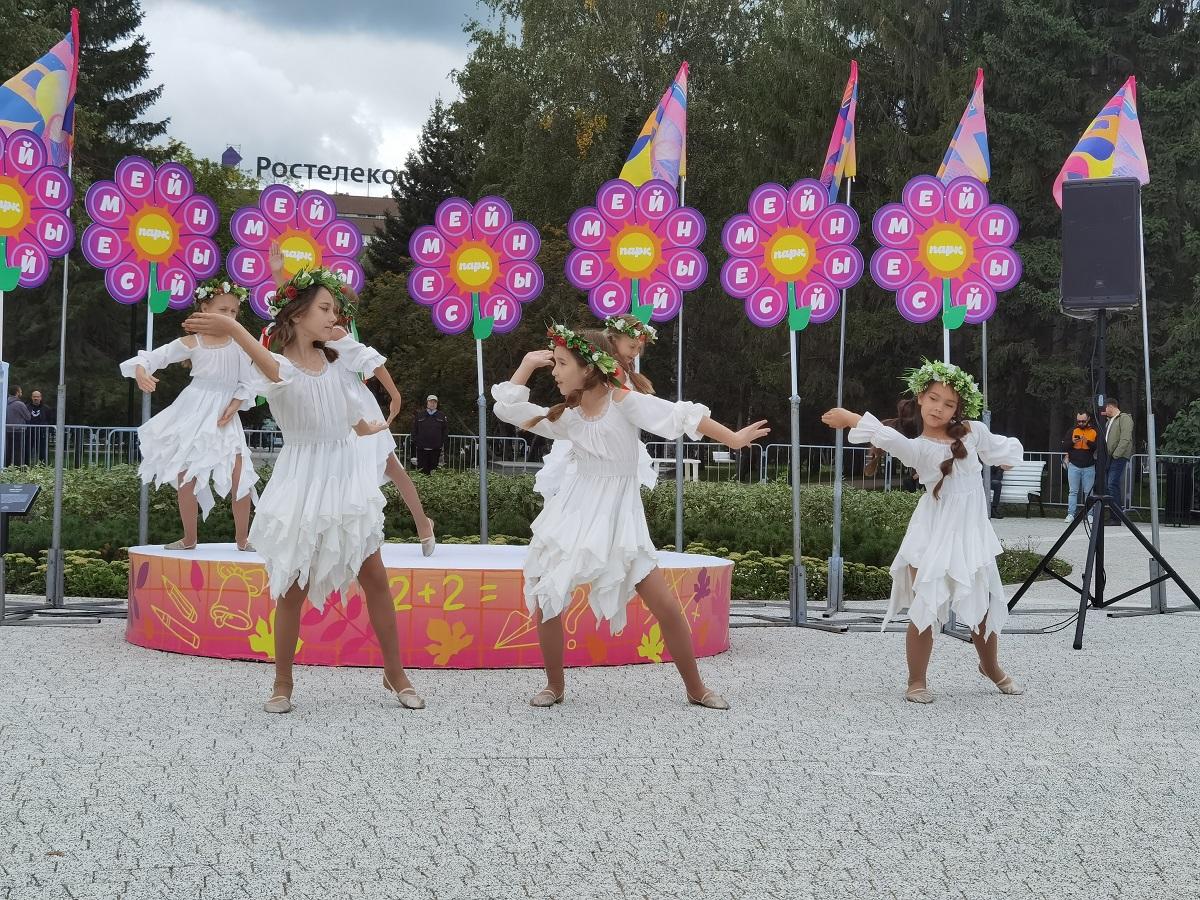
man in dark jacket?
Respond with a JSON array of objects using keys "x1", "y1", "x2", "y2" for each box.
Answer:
[
  {"x1": 5, "y1": 385, "x2": 30, "y2": 466},
  {"x1": 413, "y1": 394, "x2": 448, "y2": 475},
  {"x1": 26, "y1": 389, "x2": 52, "y2": 463}
]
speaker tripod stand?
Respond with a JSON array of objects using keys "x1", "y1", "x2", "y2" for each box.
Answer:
[{"x1": 1007, "y1": 312, "x2": 1200, "y2": 648}]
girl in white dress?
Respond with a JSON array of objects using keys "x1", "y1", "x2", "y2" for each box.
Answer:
[
  {"x1": 492, "y1": 324, "x2": 769, "y2": 709},
  {"x1": 821, "y1": 360, "x2": 1026, "y2": 704},
  {"x1": 120, "y1": 278, "x2": 258, "y2": 551},
  {"x1": 534, "y1": 314, "x2": 658, "y2": 500},
  {"x1": 185, "y1": 267, "x2": 424, "y2": 714},
  {"x1": 269, "y1": 243, "x2": 435, "y2": 554}
]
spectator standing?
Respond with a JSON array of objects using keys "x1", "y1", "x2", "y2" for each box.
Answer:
[
  {"x1": 26, "y1": 389, "x2": 52, "y2": 464},
  {"x1": 1103, "y1": 398, "x2": 1134, "y2": 516},
  {"x1": 413, "y1": 394, "x2": 448, "y2": 475},
  {"x1": 1062, "y1": 410, "x2": 1098, "y2": 522},
  {"x1": 5, "y1": 385, "x2": 30, "y2": 466}
]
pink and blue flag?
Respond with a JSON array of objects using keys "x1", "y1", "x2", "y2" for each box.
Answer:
[
  {"x1": 619, "y1": 62, "x2": 688, "y2": 187},
  {"x1": 938, "y1": 68, "x2": 990, "y2": 184},
  {"x1": 0, "y1": 9, "x2": 79, "y2": 167},
  {"x1": 1053, "y1": 75, "x2": 1149, "y2": 208},
  {"x1": 820, "y1": 61, "x2": 858, "y2": 202}
]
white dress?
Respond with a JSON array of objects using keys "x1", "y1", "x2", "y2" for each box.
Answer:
[
  {"x1": 326, "y1": 333, "x2": 397, "y2": 485},
  {"x1": 535, "y1": 429, "x2": 658, "y2": 498},
  {"x1": 492, "y1": 381, "x2": 709, "y2": 634},
  {"x1": 847, "y1": 412, "x2": 1024, "y2": 638},
  {"x1": 246, "y1": 351, "x2": 385, "y2": 608},
  {"x1": 119, "y1": 337, "x2": 258, "y2": 518}
]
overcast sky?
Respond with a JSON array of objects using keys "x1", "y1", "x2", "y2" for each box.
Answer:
[{"x1": 140, "y1": 0, "x2": 486, "y2": 190}]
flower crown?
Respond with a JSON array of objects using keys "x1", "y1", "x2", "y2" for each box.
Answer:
[
  {"x1": 604, "y1": 315, "x2": 658, "y2": 344},
  {"x1": 546, "y1": 324, "x2": 624, "y2": 387},
  {"x1": 903, "y1": 358, "x2": 984, "y2": 420},
  {"x1": 194, "y1": 276, "x2": 248, "y2": 305},
  {"x1": 269, "y1": 267, "x2": 357, "y2": 319}
]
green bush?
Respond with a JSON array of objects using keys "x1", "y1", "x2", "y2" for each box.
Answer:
[
  {"x1": 3, "y1": 549, "x2": 129, "y2": 598},
  {"x1": 1162, "y1": 399, "x2": 1200, "y2": 456}
]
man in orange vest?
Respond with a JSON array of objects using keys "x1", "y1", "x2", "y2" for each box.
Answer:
[{"x1": 1062, "y1": 410, "x2": 1098, "y2": 522}]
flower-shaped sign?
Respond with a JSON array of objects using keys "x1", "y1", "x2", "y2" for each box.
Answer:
[
  {"x1": 870, "y1": 175, "x2": 1021, "y2": 328},
  {"x1": 81, "y1": 157, "x2": 220, "y2": 313},
  {"x1": 408, "y1": 196, "x2": 543, "y2": 339},
  {"x1": 565, "y1": 178, "x2": 706, "y2": 324},
  {"x1": 0, "y1": 130, "x2": 74, "y2": 291},
  {"x1": 227, "y1": 185, "x2": 364, "y2": 320},
  {"x1": 719, "y1": 179, "x2": 863, "y2": 331}
]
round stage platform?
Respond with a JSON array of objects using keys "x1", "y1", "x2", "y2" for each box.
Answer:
[{"x1": 125, "y1": 543, "x2": 731, "y2": 669}]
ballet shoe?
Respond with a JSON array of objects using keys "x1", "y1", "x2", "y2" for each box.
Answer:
[
  {"x1": 529, "y1": 687, "x2": 565, "y2": 707},
  {"x1": 420, "y1": 519, "x2": 436, "y2": 557},
  {"x1": 686, "y1": 689, "x2": 730, "y2": 710},
  {"x1": 263, "y1": 694, "x2": 293, "y2": 714},
  {"x1": 905, "y1": 685, "x2": 935, "y2": 704},
  {"x1": 979, "y1": 664, "x2": 1025, "y2": 695},
  {"x1": 164, "y1": 538, "x2": 196, "y2": 551},
  {"x1": 383, "y1": 674, "x2": 425, "y2": 710}
]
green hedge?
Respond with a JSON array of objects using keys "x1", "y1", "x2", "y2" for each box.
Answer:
[{"x1": 4, "y1": 549, "x2": 129, "y2": 598}]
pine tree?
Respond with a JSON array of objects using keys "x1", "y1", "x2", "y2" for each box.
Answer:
[{"x1": 367, "y1": 99, "x2": 474, "y2": 275}]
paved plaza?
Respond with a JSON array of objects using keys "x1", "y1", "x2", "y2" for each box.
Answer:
[{"x1": 3, "y1": 518, "x2": 1199, "y2": 899}]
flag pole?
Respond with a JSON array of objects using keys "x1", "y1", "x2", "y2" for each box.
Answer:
[
  {"x1": 673, "y1": 176, "x2": 686, "y2": 552},
  {"x1": 137, "y1": 298, "x2": 153, "y2": 545},
  {"x1": 826, "y1": 177, "x2": 853, "y2": 615},
  {"x1": 47, "y1": 158, "x2": 73, "y2": 605}
]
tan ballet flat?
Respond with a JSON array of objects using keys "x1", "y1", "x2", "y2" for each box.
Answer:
[
  {"x1": 905, "y1": 686, "x2": 935, "y2": 704},
  {"x1": 263, "y1": 694, "x2": 293, "y2": 714},
  {"x1": 529, "y1": 688, "x2": 564, "y2": 707},
  {"x1": 686, "y1": 690, "x2": 730, "y2": 710},
  {"x1": 237, "y1": 540, "x2": 255, "y2": 552},
  {"x1": 164, "y1": 538, "x2": 196, "y2": 551},
  {"x1": 979, "y1": 665, "x2": 1025, "y2": 695},
  {"x1": 420, "y1": 518, "x2": 436, "y2": 557},
  {"x1": 383, "y1": 674, "x2": 425, "y2": 710}
]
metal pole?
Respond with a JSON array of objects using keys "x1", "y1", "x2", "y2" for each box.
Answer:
[
  {"x1": 137, "y1": 302, "x2": 153, "y2": 546},
  {"x1": 827, "y1": 178, "x2": 852, "y2": 614},
  {"x1": 943, "y1": 327, "x2": 951, "y2": 364},
  {"x1": 673, "y1": 176, "x2": 687, "y2": 551},
  {"x1": 476, "y1": 338, "x2": 489, "y2": 544},
  {"x1": 47, "y1": 158, "x2": 73, "y2": 605},
  {"x1": 1136, "y1": 200, "x2": 1165, "y2": 609},
  {"x1": 788, "y1": 328, "x2": 805, "y2": 625}
]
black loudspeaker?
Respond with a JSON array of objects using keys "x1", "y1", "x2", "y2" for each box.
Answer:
[{"x1": 1060, "y1": 177, "x2": 1143, "y2": 318}]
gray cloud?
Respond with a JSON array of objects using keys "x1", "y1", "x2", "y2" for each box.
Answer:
[
  {"x1": 141, "y1": 1, "x2": 472, "y2": 185},
  {"x1": 142, "y1": 0, "x2": 487, "y2": 40}
]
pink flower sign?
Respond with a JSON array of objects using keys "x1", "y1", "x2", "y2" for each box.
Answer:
[
  {"x1": 407, "y1": 196, "x2": 542, "y2": 338},
  {"x1": 0, "y1": 129, "x2": 74, "y2": 291},
  {"x1": 870, "y1": 175, "x2": 1021, "y2": 327},
  {"x1": 80, "y1": 157, "x2": 220, "y2": 312},
  {"x1": 565, "y1": 178, "x2": 706, "y2": 324},
  {"x1": 228, "y1": 185, "x2": 364, "y2": 320},
  {"x1": 719, "y1": 179, "x2": 863, "y2": 330}
]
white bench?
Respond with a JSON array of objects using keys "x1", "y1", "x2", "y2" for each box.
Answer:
[
  {"x1": 650, "y1": 457, "x2": 700, "y2": 482},
  {"x1": 997, "y1": 459, "x2": 1046, "y2": 516}
]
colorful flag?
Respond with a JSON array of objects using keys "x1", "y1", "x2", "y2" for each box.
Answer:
[
  {"x1": 820, "y1": 61, "x2": 858, "y2": 201},
  {"x1": 619, "y1": 62, "x2": 687, "y2": 187},
  {"x1": 0, "y1": 9, "x2": 80, "y2": 167},
  {"x1": 1053, "y1": 75, "x2": 1149, "y2": 208},
  {"x1": 938, "y1": 68, "x2": 990, "y2": 184}
]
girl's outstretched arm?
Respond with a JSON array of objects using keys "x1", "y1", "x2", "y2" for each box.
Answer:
[
  {"x1": 612, "y1": 389, "x2": 770, "y2": 449},
  {"x1": 184, "y1": 313, "x2": 282, "y2": 383},
  {"x1": 696, "y1": 416, "x2": 770, "y2": 450}
]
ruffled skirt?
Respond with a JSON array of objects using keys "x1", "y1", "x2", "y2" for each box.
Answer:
[
  {"x1": 136, "y1": 383, "x2": 258, "y2": 518},
  {"x1": 883, "y1": 486, "x2": 1009, "y2": 638},
  {"x1": 249, "y1": 435, "x2": 386, "y2": 608},
  {"x1": 524, "y1": 472, "x2": 657, "y2": 634}
]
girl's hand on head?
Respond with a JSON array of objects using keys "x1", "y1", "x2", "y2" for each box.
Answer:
[
  {"x1": 521, "y1": 349, "x2": 554, "y2": 370},
  {"x1": 134, "y1": 367, "x2": 158, "y2": 393},
  {"x1": 184, "y1": 312, "x2": 237, "y2": 337},
  {"x1": 821, "y1": 408, "x2": 860, "y2": 430},
  {"x1": 268, "y1": 241, "x2": 284, "y2": 275},
  {"x1": 727, "y1": 420, "x2": 770, "y2": 450}
]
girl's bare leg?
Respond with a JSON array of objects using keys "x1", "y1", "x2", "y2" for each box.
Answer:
[
  {"x1": 971, "y1": 616, "x2": 1006, "y2": 681},
  {"x1": 384, "y1": 455, "x2": 432, "y2": 539},
  {"x1": 231, "y1": 456, "x2": 252, "y2": 547},
  {"x1": 357, "y1": 551, "x2": 415, "y2": 693},
  {"x1": 905, "y1": 623, "x2": 935, "y2": 691},
  {"x1": 535, "y1": 609, "x2": 566, "y2": 698},
  {"x1": 269, "y1": 582, "x2": 307, "y2": 701},
  {"x1": 635, "y1": 568, "x2": 707, "y2": 698},
  {"x1": 176, "y1": 472, "x2": 199, "y2": 547}
]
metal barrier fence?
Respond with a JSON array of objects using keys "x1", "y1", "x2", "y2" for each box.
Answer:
[{"x1": 4, "y1": 424, "x2": 1196, "y2": 515}]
